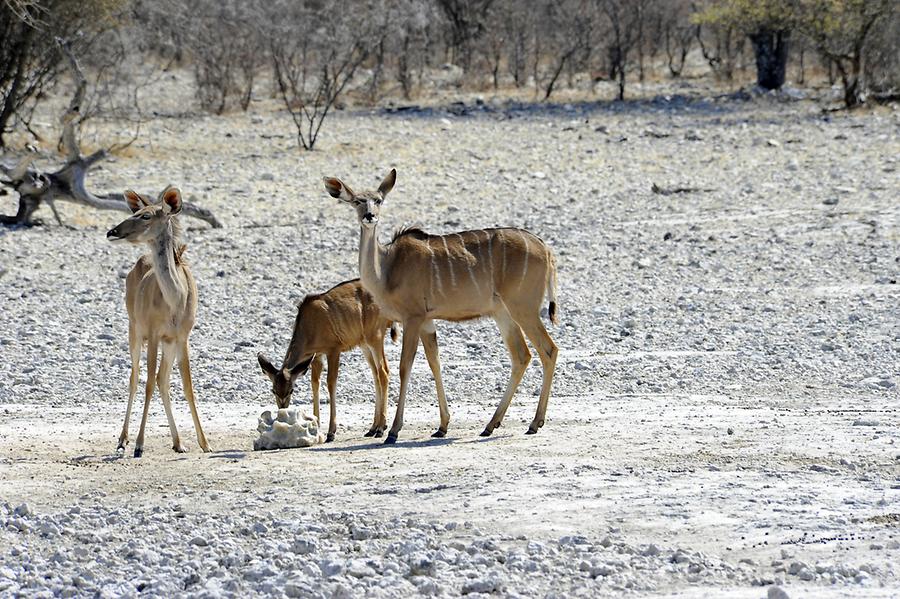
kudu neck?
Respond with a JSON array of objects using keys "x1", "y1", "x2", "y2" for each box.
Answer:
[
  {"x1": 149, "y1": 220, "x2": 187, "y2": 312},
  {"x1": 358, "y1": 224, "x2": 384, "y2": 286}
]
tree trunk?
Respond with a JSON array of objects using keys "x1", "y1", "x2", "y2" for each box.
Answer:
[
  {"x1": 617, "y1": 66, "x2": 626, "y2": 100},
  {"x1": 842, "y1": 59, "x2": 863, "y2": 108},
  {"x1": 749, "y1": 28, "x2": 790, "y2": 90}
]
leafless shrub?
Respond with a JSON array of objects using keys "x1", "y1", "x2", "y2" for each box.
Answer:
[
  {"x1": 175, "y1": 0, "x2": 266, "y2": 114},
  {"x1": 661, "y1": 0, "x2": 696, "y2": 78},
  {"x1": 270, "y1": 1, "x2": 378, "y2": 150},
  {"x1": 539, "y1": 1, "x2": 594, "y2": 100},
  {"x1": 434, "y1": 0, "x2": 496, "y2": 73},
  {"x1": 595, "y1": 0, "x2": 643, "y2": 100},
  {"x1": 0, "y1": 0, "x2": 124, "y2": 148}
]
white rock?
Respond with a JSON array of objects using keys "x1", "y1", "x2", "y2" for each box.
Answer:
[{"x1": 254, "y1": 408, "x2": 324, "y2": 450}]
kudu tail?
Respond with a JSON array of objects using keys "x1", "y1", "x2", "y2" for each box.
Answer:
[{"x1": 546, "y1": 248, "x2": 559, "y2": 325}]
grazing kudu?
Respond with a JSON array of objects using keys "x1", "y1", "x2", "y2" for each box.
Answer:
[
  {"x1": 324, "y1": 169, "x2": 559, "y2": 444},
  {"x1": 106, "y1": 186, "x2": 211, "y2": 457},
  {"x1": 257, "y1": 279, "x2": 397, "y2": 440}
]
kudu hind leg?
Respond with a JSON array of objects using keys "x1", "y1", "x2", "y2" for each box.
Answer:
[
  {"x1": 179, "y1": 342, "x2": 210, "y2": 452},
  {"x1": 518, "y1": 315, "x2": 558, "y2": 434},
  {"x1": 157, "y1": 342, "x2": 185, "y2": 453},
  {"x1": 481, "y1": 309, "x2": 531, "y2": 436},
  {"x1": 386, "y1": 318, "x2": 424, "y2": 444},
  {"x1": 362, "y1": 346, "x2": 385, "y2": 437},
  {"x1": 134, "y1": 338, "x2": 158, "y2": 458},
  {"x1": 118, "y1": 327, "x2": 141, "y2": 452},
  {"x1": 420, "y1": 320, "x2": 450, "y2": 438}
]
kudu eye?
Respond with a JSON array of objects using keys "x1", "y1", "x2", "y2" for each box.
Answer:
[{"x1": 140, "y1": 213, "x2": 151, "y2": 220}]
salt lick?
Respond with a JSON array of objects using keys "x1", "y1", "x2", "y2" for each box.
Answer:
[{"x1": 253, "y1": 408, "x2": 325, "y2": 450}]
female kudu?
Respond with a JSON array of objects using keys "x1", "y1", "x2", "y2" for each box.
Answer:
[
  {"x1": 257, "y1": 278, "x2": 397, "y2": 441},
  {"x1": 324, "y1": 169, "x2": 559, "y2": 444},
  {"x1": 106, "y1": 186, "x2": 211, "y2": 457}
]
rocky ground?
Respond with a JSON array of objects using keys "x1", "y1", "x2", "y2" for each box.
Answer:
[{"x1": 0, "y1": 84, "x2": 898, "y2": 597}]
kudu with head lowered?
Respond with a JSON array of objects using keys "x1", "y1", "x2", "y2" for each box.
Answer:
[
  {"x1": 106, "y1": 186, "x2": 211, "y2": 457},
  {"x1": 324, "y1": 169, "x2": 559, "y2": 444},
  {"x1": 257, "y1": 279, "x2": 398, "y2": 440}
]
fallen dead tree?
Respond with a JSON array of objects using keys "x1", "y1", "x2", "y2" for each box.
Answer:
[
  {"x1": 0, "y1": 142, "x2": 222, "y2": 229},
  {"x1": 0, "y1": 41, "x2": 221, "y2": 228}
]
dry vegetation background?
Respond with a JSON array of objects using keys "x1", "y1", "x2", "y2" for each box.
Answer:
[
  {"x1": 1, "y1": 1, "x2": 899, "y2": 598},
  {"x1": 1, "y1": 0, "x2": 899, "y2": 155}
]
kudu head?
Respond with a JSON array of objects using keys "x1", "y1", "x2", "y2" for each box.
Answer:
[
  {"x1": 257, "y1": 352, "x2": 312, "y2": 410},
  {"x1": 107, "y1": 186, "x2": 182, "y2": 243},
  {"x1": 324, "y1": 168, "x2": 396, "y2": 229}
]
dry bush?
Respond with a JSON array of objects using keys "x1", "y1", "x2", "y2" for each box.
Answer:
[
  {"x1": 269, "y1": 0, "x2": 380, "y2": 150},
  {"x1": 0, "y1": 0, "x2": 124, "y2": 147}
]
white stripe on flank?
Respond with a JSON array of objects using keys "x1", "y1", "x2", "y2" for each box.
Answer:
[
  {"x1": 457, "y1": 233, "x2": 481, "y2": 293},
  {"x1": 500, "y1": 231, "x2": 507, "y2": 276},
  {"x1": 484, "y1": 230, "x2": 495, "y2": 291},
  {"x1": 474, "y1": 231, "x2": 487, "y2": 282},
  {"x1": 517, "y1": 229, "x2": 530, "y2": 291},
  {"x1": 426, "y1": 242, "x2": 442, "y2": 298},
  {"x1": 441, "y1": 236, "x2": 456, "y2": 287}
]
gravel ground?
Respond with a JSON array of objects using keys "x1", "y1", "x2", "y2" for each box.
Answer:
[{"x1": 1, "y1": 88, "x2": 899, "y2": 597}]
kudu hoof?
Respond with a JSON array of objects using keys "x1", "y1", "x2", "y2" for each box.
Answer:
[
  {"x1": 374, "y1": 429, "x2": 384, "y2": 438},
  {"x1": 363, "y1": 429, "x2": 376, "y2": 438},
  {"x1": 480, "y1": 428, "x2": 493, "y2": 437},
  {"x1": 526, "y1": 419, "x2": 544, "y2": 435},
  {"x1": 326, "y1": 433, "x2": 335, "y2": 443},
  {"x1": 133, "y1": 447, "x2": 143, "y2": 458},
  {"x1": 173, "y1": 444, "x2": 188, "y2": 453},
  {"x1": 383, "y1": 434, "x2": 398, "y2": 445}
]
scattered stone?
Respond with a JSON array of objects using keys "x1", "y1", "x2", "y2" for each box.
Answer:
[{"x1": 768, "y1": 586, "x2": 790, "y2": 599}]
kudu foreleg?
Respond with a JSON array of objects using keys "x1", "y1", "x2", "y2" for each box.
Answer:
[
  {"x1": 118, "y1": 327, "x2": 141, "y2": 452},
  {"x1": 385, "y1": 318, "x2": 423, "y2": 444},
  {"x1": 134, "y1": 338, "x2": 158, "y2": 458},
  {"x1": 310, "y1": 354, "x2": 324, "y2": 427},
  {"x1": 157, "y1": 342, "x2": 186, "y2": 453},
  {"x1": 325, "y1": 352, "x2": 340, "y2": 442}
]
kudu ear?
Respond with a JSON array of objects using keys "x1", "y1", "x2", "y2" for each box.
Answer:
[
  {"x1": 323, "y1": 177, "x2": 354, "y2": 203},
  {"x1": 288, "y1": 355, "x2": 314, "y2": 377},
  {"x1": 124, "y1": 190, "x2": 147, "y2": 213},
  {"x1": 160, "y1": 186, "x2": 182, "y2": 214},
  {"x1": 378, "y1": 168, "x2": 396, "y2": 197},
  {"x1": 257, "y1": 352, "x2": 278, "y2": 381}
]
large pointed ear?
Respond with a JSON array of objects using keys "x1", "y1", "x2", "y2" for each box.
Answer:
[
  {"x1": 124, "y1": 190, "x2": 147, "y2": 213},
  {"x1": 378, "y1": 168, "x2": 396, "y2": 197},
  {"x1": 160, "y1": 186, "x2": 182, "y2": 214},
  {"x1": 258, "y1": 352, "x2": 278, "y2": 382},
  {"x1": 288, "y1": 355, "x2": 314, "y2": 377},
  {"x1": 323, "y1": 177, "x2": 355, "y2": 202}
]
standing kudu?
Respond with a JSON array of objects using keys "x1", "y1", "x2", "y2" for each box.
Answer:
[
  {"x1": 324, "y1": 169, "x2": 559, "y2": 444},
  {"x1": 106, "y1": 186, "x2": 211, "y2": 457},
  {"x1": 257, "y1": 279, "x2": 397, "y2": 441}
]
